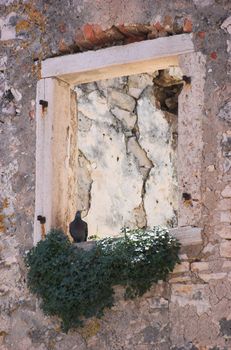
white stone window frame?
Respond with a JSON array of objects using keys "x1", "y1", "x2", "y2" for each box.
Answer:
[{"x1": 34, "y1": 34, "x2": 205, "y2": 247}]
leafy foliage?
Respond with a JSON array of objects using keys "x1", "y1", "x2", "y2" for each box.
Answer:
[{"x1": 25, "y1": 227, "x2": 180, "y2": 332}]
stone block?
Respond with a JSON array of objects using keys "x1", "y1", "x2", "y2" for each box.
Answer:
[
  {"x1": 110, "y1": 107, "x2": 136, "y2": 129},
  {"x1": 173, "y1": 284, "x2": 191, "y2": 296},
  {"x1": 171, "y1": 284, "x2": 210, "y2": 315},
  {"x1": 202, "y1": 243, "x2": 216, "y2": 254},
  {"x1": 220, "y1": 211, "x2": 231, "y2": 223},
  {"x1": 217, "y1": 199, "x2": 231, "y2": 210},
  {"x1": 221, "y1": 16, "x2": 231, "y2": 34},
  {"x1": 172, "y1": 262, "x2": 190, "y2": 274},
  {"x1": 221, "y1": 185, "x2": 231, "y2": 198},
  {"x1": 193, "y1": 0, "x2": 215, "y2": 6},
  {"x1": 223, "y1": 158, "x2": 231, "y2": 173},
  {"x1": 222, "y1": 261, "x2": 231, "y2": 270},
  {"x1": 221, "y1": 133, "x2": 231, "y2": 158},
  {"x1": 169, "y1": 275, "x2": 191, "y2": 283},
  {"x1": 227, "y1": 40, "x2": 231, "y2": 55},
  {"x1": 191, "y1": 262, "x2": 209, "y2": 273},
  {"x1": 215, "y1": 225, "x2": 231, "y2": 239},
  {"x1": 0, "y1": 314, "x2": 10, "y2": 333},
  {"x1": 178, "y1": 253, "x2": 188, "y2": 260},
  {"x1": 108, "y1": 89, "x2": 136, "y2": 112},
  {"x1": 147, "y1": 297, "x2": 169, "y2": 309},
  {"x1": 0, "y1": 13, "x2": 16, "y2": 41},
  {"x1": 220, "y1": 241, "x2": 231, "y2": 257},
  {"x1": 198, "y1": 273, "x2": 227, "y2": 282},
  {"x1": 219, "y1": 102, "x2": 231, "y2": 123},
  {"x1": 127, "y1": 136, "x2": 152, "y2": 169},
  {"x1": 0, "y1": 56, "x2": 7, "y2": 71},
  {"x1": 10, "y1": 88, "x2": 22, "y2": 102},
  {"x1": 207, "y1": 164, "x2": 215, "y2": 172},
  {"x1": 128, "y1": 73, "x2": 153, "y2": 98}
]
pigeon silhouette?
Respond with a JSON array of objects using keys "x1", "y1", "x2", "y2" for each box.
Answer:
[{"x1": 69, "y1": 211, "x2": 88, "y2": 243}]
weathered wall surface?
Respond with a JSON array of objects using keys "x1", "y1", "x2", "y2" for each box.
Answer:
[
  {"x1": 76, "y1": 71, "x2": 179, "y2": 237},
  {"x1": 0, "y1": 0, "x2": 231, "y2": 349}
]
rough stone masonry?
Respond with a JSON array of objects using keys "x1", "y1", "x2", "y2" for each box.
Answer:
[
  {"x1": 76, "y1": 70, "x2": 181, "y2": 237},
  {"x1": 0, "y1": 0, "x2": 231, "y2": 349}
]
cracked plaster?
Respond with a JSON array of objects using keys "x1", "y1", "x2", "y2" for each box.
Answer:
[{"x1": 76, "y1": 72, "x2": 179, "y2": 237}]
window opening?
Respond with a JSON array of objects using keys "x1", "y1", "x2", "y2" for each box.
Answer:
[{"x1": 75, "y1": 68, "x2": 183, "y2": 238}]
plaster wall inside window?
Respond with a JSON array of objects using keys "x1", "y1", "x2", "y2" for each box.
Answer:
[{"x1": 75, "y1": 68, "x2": 183, "y2": 238}]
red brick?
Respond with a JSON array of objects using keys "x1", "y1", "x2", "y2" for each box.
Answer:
[
  {"x1": 117, "y1": 24, "x2": 150, "y2": 36},
  {"x1": 74, "y1": 22, "x2": 171, "y2": 51},
  {"x1": 103, "y1": 26, "x2": 124, "y2": 43},
  {"x1": 163, "y1": 15, "x2": 173, "y2": 32},
  {"x1": 79, "y1": 24, "x2": 125, "y2": 49},
  {"x1": 198, "y1": 31, "x2": 206, "y2": 39},
  {"x1": 58, "y1": 38, "x2": 70, "y2": 53},
  {"x1": 183, "y1": 18, "x2": 193, "y2": 32},
  {"x1": 82, "y1": 23, "x2": 96, "y2": 42},
  {"x1": 210, "y1": 51, "x2": 217, "y2": 60},
  {"x1": 125, "y1": 34, "x2": 146, "y2": 44},
  {"x1": 91, "y1": 24, "x2": 103, "y2": 36},
  {"x1": 75, "y1": 31, "x2": 93, "y2": 50},
  {"x1": 155, "y1": 21, "x2": 164, "y2": 31},
  {"x1": 116, "y1": 25, "x2": 147, "y2": 44},
  {"x1": 96, "y1": 28, "x2": 124, "y2": 47}
]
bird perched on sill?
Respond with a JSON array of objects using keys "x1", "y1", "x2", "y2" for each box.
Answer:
[{"x1": 69, "y1": 211, "x2": 88, "y2": 243}]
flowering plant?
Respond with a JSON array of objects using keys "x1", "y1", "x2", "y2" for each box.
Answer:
[
  {"x1": 97, "y1": 227, "x2": 181, "y2": 297},
  {"x1": 25, "y1": 227, "x2": 180, "y2": 331}
]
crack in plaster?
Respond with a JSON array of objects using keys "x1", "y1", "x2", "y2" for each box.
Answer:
[
  {"x1": 133, "y1": 133, "x2": 155, "y2": 229},
  {"x1": 77, "y1": 149, "x2": 93, "y2": 217},
  {"x1": 76, "y1": 71, "x2": 179, "y2": 236},
  {"x1": 110, "y1": 106, "x2": 154, "y2": 228}
]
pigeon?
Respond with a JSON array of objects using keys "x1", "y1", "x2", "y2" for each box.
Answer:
[{"x1": 69, "y1": 211, "x2": 88, "y2": 243}]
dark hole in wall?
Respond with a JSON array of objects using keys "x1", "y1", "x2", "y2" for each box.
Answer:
[
  {"x1": 4, "y1": 90, "x2": 14, "y2": 102},
  {"x1": 220, "y1": 318, "x2": 231, "y2": 336},
  {"x1": 153, "y1": 70, "x2": 185, "y2": 115}
]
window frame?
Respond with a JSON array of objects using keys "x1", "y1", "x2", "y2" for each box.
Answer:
[{"x1": 34, "y1": 33, "x2": 204, "y2": 247}]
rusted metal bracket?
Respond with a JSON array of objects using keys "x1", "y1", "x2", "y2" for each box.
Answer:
[
  {"x1": 37, "y1": 215, "x2": 46, "y2": 239},
  {"x1": 39, "y1": 100, "x2": 48, "y2": 116}
]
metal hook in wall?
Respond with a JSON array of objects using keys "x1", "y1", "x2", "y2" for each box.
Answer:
[
  {"x1": 37, "y1": 215, "x2": 46, "y2": 239},
  {"x1": 39, "y1": 99, "x2": 48, "y2": 117},
  {"x1": 39, "y1": 79, "x2": 48, "y2": 117}
]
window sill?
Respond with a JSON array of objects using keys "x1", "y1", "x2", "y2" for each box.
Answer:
[{"x1": 74, "y1": 226, "x2": 202, "y2": 251}]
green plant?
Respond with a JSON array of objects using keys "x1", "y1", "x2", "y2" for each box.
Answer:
[{"x1": 25, "y1": 227, "x2": 180, "y2": 332}]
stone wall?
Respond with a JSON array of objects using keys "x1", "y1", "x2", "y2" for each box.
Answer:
[
  {"x1": 0, "y1": 0, "x2": 231, "y2": 349},
  {"x1": 76, "y1": 70, "x2": 180, "y2": 237}
]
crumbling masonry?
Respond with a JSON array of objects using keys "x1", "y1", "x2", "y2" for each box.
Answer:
[
  {"x1": 0, "y1": 0, "x2": 231, "y2": 349},
  {"x1": 76, "y1": 70, "x2": 181, "y2": 236}
]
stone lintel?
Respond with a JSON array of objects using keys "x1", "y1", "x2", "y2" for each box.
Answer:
[{"x1": 41, "y1": 34, "x2": 194, "y2": 85}]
